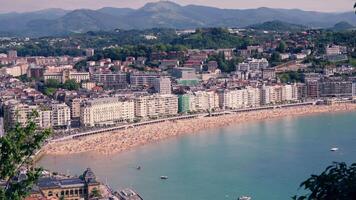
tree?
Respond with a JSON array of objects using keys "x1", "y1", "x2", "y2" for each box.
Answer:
[
  {"x1": 45, "y1": 79, "x2": 60, "y2": 88},
  {"x1": 63, "y1": 79, "x2": 80, "y2": 91},
  {"x1": 270, "y1": 52, "x2": 281, "y2": 66},
  {"x1": 277, "y1": 41, "x2": 287, "y2": 53},
  {"x1": 0, "y1": 112, "x2": 52, "y2": 199},
  {"x1": 90, "y1": 187, "x2": 102, "y2": 198},
  {"x1": 293, "y1": 162, "x2": 356, "y2": 200}
]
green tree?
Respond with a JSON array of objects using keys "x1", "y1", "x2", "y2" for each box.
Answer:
[
  {"x1": 277, "y1": 41, "x2": 287, "y2": 53},
  {"x1": 45, "y1": 79, "x2": 61, "y2": 88},
  {"x1": 293, "y1": 162, "x2": 356, "y2": 200},
  {"x1": 90, "y1": 187, "x2": 102, "y2": 198},
  {"x1": 0, "y1": 112, "x2": 52, "y2": 199},
  {"x1": 270, "y1": 52, "x2": 281, "y2": 66},
  {"x1": 63, "y1": 79, "x2": 80, "y2": 91}
]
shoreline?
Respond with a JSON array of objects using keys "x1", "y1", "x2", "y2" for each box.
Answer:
[{"x1": 42, "y1": 103, "x2": 356, "y2": 156}]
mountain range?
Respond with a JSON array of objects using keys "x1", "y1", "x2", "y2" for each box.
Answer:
[{"x1": 0, "y1": 1, "x2": 355, "y2": 37}]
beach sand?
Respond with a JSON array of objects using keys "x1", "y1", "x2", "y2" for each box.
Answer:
[{"x1": 42, "y1": 103, "x2": 356, "y2": 155}]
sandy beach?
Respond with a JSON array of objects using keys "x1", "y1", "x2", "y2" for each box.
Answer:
[{"x1": 42, "y1": 103, "x2": 356, "y2": 155}]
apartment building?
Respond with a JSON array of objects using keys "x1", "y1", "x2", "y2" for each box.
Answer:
[
  {"x1": 178, "y1": 91, "x2": 219, "y2": 113},
  {"x1": 44, "y1": 70, "x2": 90, "y2": 83},
  {"x1": 153, "y1": 77, "x2": 172, "y2": 94},
  {"x1": 80, "y1": 97, "x2": 135, "y2": 127},
  {"x1": 129, "y1": 73, "x2": 159, "y2": 88},
  {"x1": 91, "y1": 72, "x2": 128, "y2": 89},
  {"x1": 3, "y1": 101, "x2": 52, "y2": 129},
  {"x1": 261, "y1": 84, "x2": 298, "y2": 105},
  {"x1": 134, "y1": 94, "x2": 178, "y2": 118},
  {"x1": 51, "y1": 103, "x2": 71, "y2": 128},
  {"x1": 218, "y1": 89, "x2": 247, "y2": 109},
  {"x1": 319, "y1": 80, "x2": 355, "y2": 97}
]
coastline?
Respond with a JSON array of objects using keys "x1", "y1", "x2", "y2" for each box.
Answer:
[{"x1": 42, "y1": 103, "x2": 356, "y2": 156}]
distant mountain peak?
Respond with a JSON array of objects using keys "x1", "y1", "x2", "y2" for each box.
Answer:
[
  {"x1": 141, "y1": 1, "x2": 182, "y2": 12},
  {"x1": 0, "y1": 1, "x2": 355, "y2": 37}
]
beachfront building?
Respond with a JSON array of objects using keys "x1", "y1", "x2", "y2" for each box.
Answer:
[
  {"x1": 246, "y1": 87, "x2": 261, "y2": 107},
  {"x1": 178, "y1": 91, "x2": 219, "y2": 113},
  {"x1": 3, "y1": 101, "x2": 39, "y2": 129},
  {"x1": 39, "y1": 110, "x2": 52, "y2": 129},
  {"x1": 3, "y1": 100, "x2": 53, "y2": 130},
  {"x1": 194, "y1": 91, "x2": 220, "y2": 111},
  {"x1": 69, "y1": 98, "x2": 83, "y2": 119},
  {"x1": 260, "y1": 84, "x2": 298, "y2": 105},
  {"x1": 51, "y1": 103, "x2": 71, "y2": 128},
  {"x1": 218, "y1": 89, "x2": 248, "y2": 109},
  {"x1": 134, "y1": 94, "x2": 178, "y2": 119},
  {"x1": 80, "y1": 97, "x2": 135, "y2": 127},
  {"x1": 319, "y1": 80, "x2": 355, "y2": 97},
  {"x1": 178, "y1": 94, "x2": 196, "y2": 113},
  {"x1": 218, "y1": 87, "x2": 262, "y2": 109},
  {"x1": 305, "y1": 78, "x2": 320, "y2": 99},
  {"x1": 37, "y1": 168, "x2": 100, "y2": 200}
]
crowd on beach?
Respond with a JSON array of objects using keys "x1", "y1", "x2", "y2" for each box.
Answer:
[{"x1": 43, "y1": 103, "x2": 356, "y2": 155}]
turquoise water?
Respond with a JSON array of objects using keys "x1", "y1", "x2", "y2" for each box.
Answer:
[{"x1": 38, "y1": 112, "x2": 356, "y2": 200}]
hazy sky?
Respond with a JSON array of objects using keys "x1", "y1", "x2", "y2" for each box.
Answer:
[{"x1": 0, "y1": 0, "x2": 354, "y2": 13}]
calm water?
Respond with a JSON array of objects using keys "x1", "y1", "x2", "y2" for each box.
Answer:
[{"x1": 38, "y1": 112, "x2": 356, "y2": 200}]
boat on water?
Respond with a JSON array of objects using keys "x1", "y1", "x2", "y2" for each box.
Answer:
[
  {"x1": 136, "y1": 166, "x2": 141, "y2": 170},
  {"x1": 160, "y1": 176, "x2": 168, "y2": 180},
  {"x1": 238, "y1": 196, "x2": 252, "y2": 200},
  {"x1": 330, "y1": 147, "x2": 339, "y2": 151}
]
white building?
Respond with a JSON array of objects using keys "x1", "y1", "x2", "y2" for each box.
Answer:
[
  {"x1": 80, "y1": 97, "x2": 135, "y2": 127},
  {"x1": 261, "y1": 84, "x2": 298, "y2": 105},
  {"x1": 44, "y1": 70, "x2": 90, "y2": 83},
  {"x1": 248, "y1": 58, "x2": 269, "y2": 70},
  {"x1": 134, "y1": 94, "x2": 178, "y2": 118},
  {"x1": 280, "y1": 53, "x2": 290, "y2": 60},
  {"x1": 51, "y1": 103, "x2": 71, "y2": 128},
  {"x1": 193, "y1": 91, "x2": 220, "y2": 111},
  {"x1": 326, "y1": 45, "x2": 341, "y2": 56}
]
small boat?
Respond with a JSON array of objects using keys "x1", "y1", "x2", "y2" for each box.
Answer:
[
  {"x1": 136, "y1": 166, "x2": 141, "y2": 170},
  {"x1": 330, "y1": 147, "x2": 339, "y2": 152},
  {"x1": 238, "y1": 196, "x2": 252, "y2": 200},
  {"x1": 160, "y1": 176, "x2": 168, "y2": 180}
]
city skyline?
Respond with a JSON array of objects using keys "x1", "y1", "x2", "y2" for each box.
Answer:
[{"x1": 0, "y1": 0, "x2": 354, "y2": 14}]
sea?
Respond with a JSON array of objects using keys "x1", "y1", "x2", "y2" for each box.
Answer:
[{"x1": 38, "y1": 111, "x2": 356, "y2": 200}]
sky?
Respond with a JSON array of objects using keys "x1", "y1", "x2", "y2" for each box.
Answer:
[{"x1": 0, "y1": 0, "x2": 354, "y2": 13}]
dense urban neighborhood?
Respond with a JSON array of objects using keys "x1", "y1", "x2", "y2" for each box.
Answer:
[
  {"x1": 0, "y1": 28, "x2": 355, "y2": 137},
  {"x1": 0, "y1": 18, "x2": 356, "y2": 199}
]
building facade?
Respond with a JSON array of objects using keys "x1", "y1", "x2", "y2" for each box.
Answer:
[{"x1": 80, "y1": 97, "x2": 135, "y2": 127}]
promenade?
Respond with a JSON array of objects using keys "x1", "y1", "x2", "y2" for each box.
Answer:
[
  {"x1": 42, "y1": 102, "x2": 356, "y2": 155},
  {"x1": 52, "y1": 101, "x2": 315, "y2": 142}
]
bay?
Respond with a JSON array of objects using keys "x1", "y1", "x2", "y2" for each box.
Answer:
[{"x1": 38, "y1": 112, "x2": 356, "y2": 200}]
